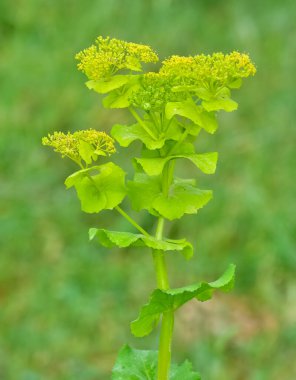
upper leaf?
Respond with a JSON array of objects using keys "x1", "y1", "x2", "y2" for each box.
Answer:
[
  {"x1": 111, "y1": 123, "x2": 161, "y2": 149},
  {"x1": 86, "y1": 75, "x2": 131, "y2": 94},
  {"x1": 89, "y1": 228, "x2": 193, "y2": 259},
  {"x1": 103, "y1": 77, "x2": 141, "y2": 108},
  {"x1": 78, "y1": 140, "x2": 96, "y2": 164},
  {"x1": 127, "y1": 175, "x2": 212, "y2": 220},
  {"x1": 165, "y1": 99, "x2": 203, "y2": 125},
  {"x1": 202, "y1": 98, "x2": 238, "y2": 112},
  {"x1": 111, "y1": 121, "x2": 182, "y2": 150},
  {"x1": 153, "y1": 180, "x2": 213, "y2": 220},
  {"x1": 131, "y1": 264, "x2": 236, "y2": 337},
  {"x1": 202, "y1": 87, "x2": 238, "y2": 112},
  {"x1": 228, "y1": 77, "x2": 242, "y2": 89},
  {"x1": 135, "y1": 152, "x2": 218, "y2": 176},
  {"x1": 165, "y1": 99, "x2": 218, "y2": 134},
  {"x1": 199, "y1": 109, "x2": 218, "y2": 134},
  {"x1": 64, "y1": 163, "x2": 126, "y2": 213},
  {"x1": 127, "y1": 173, "x2": 161, "y2": 213}
]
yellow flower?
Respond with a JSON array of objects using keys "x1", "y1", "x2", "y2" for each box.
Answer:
[
  {"x1": 42, "y1": 129, "x2": 116, "y2": 165},
  {"x1": 160, "y1": 51, "x2": 256, "y2": 88},
  {"x1": 75, "y1": 36, "x2": 159, "y2": 81}
]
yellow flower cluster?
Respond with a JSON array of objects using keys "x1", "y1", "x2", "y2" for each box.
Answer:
[
  {"x1": 160, "y1": 51, "x2": 256, "y2": 88},
  {"x1": 76, "y1": 36, "x2": 159, "y2": 81},
  {"x1": 42, "y1": 129, "x2": 116, "y2": 164},
  {"x1": 129, "y1": 72, "x2": 186, "y2": 111}
]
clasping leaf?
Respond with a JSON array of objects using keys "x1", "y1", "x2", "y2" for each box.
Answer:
[
  {"x1": 64, "y1": 162, "x2": 126, "y2": 213},
  {"x1": 89, "y1": 228, "x2": 193, "y2": 259},
  {"x1": 202, "y1": 87, "x2": 238, "y2": 112},
  {"x1": 103, "y1": 76, "x2": 141, "y2": 108},
  {"x1": 86, "y1": 75, "x2": 131, "y2": 94},
  {"x1": 131, "y1": 264, "x2": 236, "y2": 337},
  {"x1": 111, "y1": 121, "x2": 182, "y2": 150},
  {"x1": 135, "y1": 152, "x2": 218, "y2": 176},
  {"x1": 166, "y1": 99, "x2": 218, "y2": 134},
  {"x1": 128, "y1": 174, "x2": 212, "y2": 220}
]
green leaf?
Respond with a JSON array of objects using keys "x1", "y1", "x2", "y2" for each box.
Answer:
[
  {"x1": 112, "y1": 345, "x2": 157, "y2": 380},
  {"x1": 111, "y1": 121, "x2": 182, "y2": 150},
  {"x1": 170, "y1": 361, "x2": 201, "y2": 380},
  {"x1": 89, "y1": 229, "x2": 193, "y2": 259},
  {"x1": 228, "y1": 77, "x2": 242, "y2": 89},
  {"x1": 127, "y1": 173, "x2": 161, "y2": 212},
  {"x1": 86, "y1": 75, "x2": 130, "y2": 94},
  {"x1": 135, "y1": 152, "x2": 218, "y2": 176},
  {"x1": 111, "y1": 123, "x2": 160, "y2": 149},
  {"x1": 166, "y1": 100, "x2": 218, "y2": 134},
  {"x1": 199, "y1": 110, "x2": 218, "y2": 134},
  {"x1": 202, "y1": 88, "x2": 238, "y2": 112},
  {"x1": 64, "y1": 169, "x2": 86, "y2": 188},
  {"x1": 103, "y1": 77, "x2": 140, "y2": 109},
  {"x1": 202, "y1": 98, "x2": 238, "y2": 112},
  {"x1": 64, "y1": 163, "x2": 126, "y2": 213},
  {"x1": 112, "y1": 345, "x2": 201, "y2": 380},
  {"x1": 167, "y1": 141, "x2": 196, "y2": 155},
  {"x1": 166, "y1": 99, "x2": 203, "y2": 125},
  {"x1": 153, "y1": 180, "x2": 213, "y2": 220},
  {"x1": 128, "y1": 175, "x2": 212, "y2": 220},
  {"x1": 193, "y1": 87, "x2": 213, "y2": 101},
  {"x1": 131, "y1": 264, "x2": 236, "y2": 337},
  {"x1": 192, "y1": 152, "x2": 218, "y2": 174},
  {"x1": 185, "y1": 123, "x2": 201, "y2": 136},
  {"x1": 78, "y1": 140, "x2": 95, "y2": 165}
]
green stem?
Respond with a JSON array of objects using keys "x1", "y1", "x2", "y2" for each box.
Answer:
[
  {"x1": 148, "y1": 111, "x2": 161, "y2": 133},
  {"x1": 129, "y1": 106, "x2": 158, "y2": 140},
  {"x1": 167, "y1": 129, "x2": 188, "y2": 156},
  {"x1": 143, "y1": 101, "x2": 176, "y2": 379},
  {"x1": 158, "y1": 311, "x2": 174, "y2": 380},
  {"x1": 153, "y1": 218, "x2": 169, "y2": 290},
  {"x1": 115, "y1": 206, "x2": 150, "y2": 237},
  {"x1": 86, "y1": 172, "x2": 150, "y2": 237},
  {"x1": 153, "y1": 216, "x2": 174, "y2": 380}
]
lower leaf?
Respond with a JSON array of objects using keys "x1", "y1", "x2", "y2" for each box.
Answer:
[
  {"x1": 112, "y1": 345, "x2": 201, "y2": 380},
  {"x1": 89, "y1": 229, "x2": 193, "y2": 259},
  {"x1": 112, "y1": 345, "x2": 157, "y2": 380},
  {"x1": 170, "y1": 360, "x2": 201, "y2": 380},
  {"x1": 131, "y1": 264, "x2": 236, "y2": 337}
]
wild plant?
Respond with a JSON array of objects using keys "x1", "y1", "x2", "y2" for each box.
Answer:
[{"x1": 43, "y1": 36, "x2": 255, "y2": 380}]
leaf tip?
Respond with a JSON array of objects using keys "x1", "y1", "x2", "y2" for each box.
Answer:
[{"x1": 89, "y1": 228, "x2": 97, "y2": 241}]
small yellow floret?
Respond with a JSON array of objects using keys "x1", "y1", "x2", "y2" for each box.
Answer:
[
  {"x1": 160, "y1": 51, "x2": 256, "y2": 87},
  {"x1": 42, "y1": 129, "x2": 116, "y2": 164},
  {"x1": 75, "y1": 36, "x2": 159, "y2": 81}
]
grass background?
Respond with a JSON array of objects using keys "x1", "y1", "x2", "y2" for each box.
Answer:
[{"x1": 0, "y1": 0, "x2": 295, "y2": 379}]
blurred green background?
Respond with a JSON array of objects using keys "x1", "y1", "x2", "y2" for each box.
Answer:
[{"x1": 1, "y1": 0, "x2": 295, "y2": 379}]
